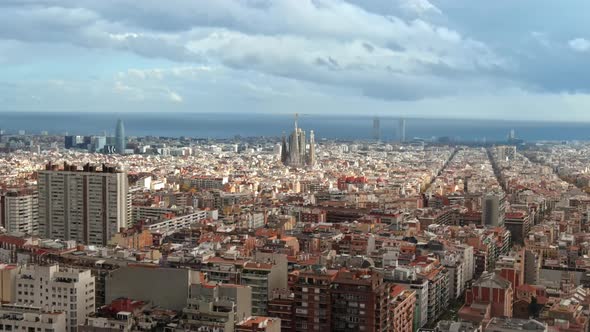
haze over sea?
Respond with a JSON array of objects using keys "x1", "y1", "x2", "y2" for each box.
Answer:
[{"x1": 1, "y1": 112, "x2": 589, "y2": 142}]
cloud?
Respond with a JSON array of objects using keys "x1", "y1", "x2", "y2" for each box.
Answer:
[
  {"x1": 0, "y1": 0, "x2": 507, "y2": 102},
  {"x1": 569, "y1": 38, "x2": 590, "y2": 52},
  {"x1": 1, "y1": 0, "x2": 590, "y2": 119},
  {"x1": 399, "y1": 0, "x2": 442, "y2": 16},
  {"x1": 168, "y1": 91, "x2": 183, "y2": 103}
]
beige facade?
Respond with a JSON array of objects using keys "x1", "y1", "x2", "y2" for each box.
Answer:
[
  {"x1": 1, "y1": 190, "x2": 39, "y2": 235},
  {"x1": 38, "y1": 165, "x2": 129, "y2": 245},
  {"x1": 0, "y1": 304, "x2": 66, "y2": 332},
  {"x1": 0, "y1": 264, "x2": 17, "y2": 303},
  {"x1": 14, "y1": 264, "x2": 96, "y2": 332}
]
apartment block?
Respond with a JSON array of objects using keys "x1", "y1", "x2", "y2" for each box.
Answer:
[
  {"x1": 241, "y1": 253, "x2": 288, "y2": 316},
  {"x1": 0, "y1": 304, "x2": 66, "y2": 332},
  {"x1": 38, "y1": 163, "x2": 129, "y2": 245},
  {"x1": 182, "y1": 282, "x2": 252, "y2": 332},
  {"x1": 0, "y1": 190, "x2": 39, "y2": 235},
  {"x1": 14, "y1": 264, "x2": 96, "y2": 332},
  {"x1": 391, "y1": 286, "x2": 416, "y2": 332}
]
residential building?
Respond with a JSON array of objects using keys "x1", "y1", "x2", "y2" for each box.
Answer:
[
  {"x1": 391, "y1": 286, "x2": 416, "y2": 332},
  {"x1": 293, "y1": 266, "x2": 338, "y2": 332},
  {"x1": 105, "y1": 265, "x2": 200, "y2": 311},
  {"x1": 182, "y1": 283, "x2": 252, "y2": 332},
  {"x1": 0, "y1": 189, "x2": 39, "y2": 235},
  {"x1": 241, "y1": 253, "x2": 288, "y2": 316},
  {"x1": 0, "y1": 304, "x2": 66, "y2": 332},
  {"x1": 235, "y1": 316, "x2": 281, "y2": 332},
  {"x1": 15, "y1": 264, "x2": 96, "y2": 332},
  {"x1": 482, "y1": 192, "x2": 506, "y2": 227},
  {"x1": 38, "y1": 163, "x2": 129, "y2": 245},
  {"x1": 331, "y1": 269, "x2": 388, "y2": 332},
  {"x1": 484, "y1": 317, "x2": 547, "y2": 332}
]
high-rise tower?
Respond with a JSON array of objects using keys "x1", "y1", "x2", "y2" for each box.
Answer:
[
  {"x1": 115, "y1": 119, "x2": 126, "y2": 155},
  {"x1": 398, "y1": 118, "x2": 406, "y2": 143},
  {"x1": 38, "y1": 163, "x2": 129, "y2": 245},
  {"x1": 372, "y1": 116, "x2": 381, "y2": 141},
  {"x1": 281, "y1": 131, "x2": 289, "y2": 164}
]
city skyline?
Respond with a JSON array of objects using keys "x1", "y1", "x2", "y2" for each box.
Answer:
[
  {"x1": 2, "y1": 2, "x2": 590, "y2": 331},
  {"x1": 1, "y1": 1, "x2": 590, "y2": 121}
]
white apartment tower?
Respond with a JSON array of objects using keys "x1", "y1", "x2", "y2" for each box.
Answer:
[
  {"x1": 38, "y1": 163, "x2": 129, "y2": 245},
  {"x1": 15, "y1": 264, "x2": 95, "y2": 332},
  {"x1": 0, "y1": 190, "x2": 39, "y2": 235}
]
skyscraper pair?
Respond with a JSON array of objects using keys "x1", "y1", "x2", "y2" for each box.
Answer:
[{"x1": 372, "y1": 117, "x2": 405, "y2": 142}]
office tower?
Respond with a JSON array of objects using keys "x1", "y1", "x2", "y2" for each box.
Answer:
[
  {"x1": 398, "y1": 118, "x2": 406, "y2": 142},
  {"x1": 0, "y1": 190, "x2": 39, "y2": 235},
  {"x1": 38, "y1": 163, "x2": 129, "y2": 245},
  {"x1": 482, "y1": 192, "x2": 506, "y2": 227},
  {"x1": 15, "y1": 264, "x2": 95, "y2": 332},
  {"x1": 115, "y1": 119, "x2": 126, "y2": 155},
  {"x1": 65, "y1": 136, "x2": 76, "y2": 149},
  {"x1": 373, "y1": 116, "x2": 381, "y2": 141},
  {"x1": 283, "y1": 114, "x2": 316, "y2": 168},
  {"x1": 89, "y1": 135, "x2": 106, "y2": 153},
  {"x1": 65, "y1": 135, "x2": 84, "y2": 149}
]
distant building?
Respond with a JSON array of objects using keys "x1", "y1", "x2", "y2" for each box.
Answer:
[
  {"x1": 0, "y1": 189, "x2": 38, "y2": 235},
  {"x1": 115, "y1": 119, "x2": 126, "y2": 155},
  {"x1": 373, "y1": 116, "x2": 381, "y2": 141},
  {"x1": 38, "y1": 163, "x2": 129, "y2": 245},
  {"x1": 281, "y1": 114, "x2": 316, "y2": 168},
  {"x1": 398, "y1": 118, "x2": 406, "y2": 143}
]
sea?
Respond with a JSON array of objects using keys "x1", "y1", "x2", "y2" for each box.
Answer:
[{"x1": 1, "y1": 112, "x2": 589, "y2": 142}]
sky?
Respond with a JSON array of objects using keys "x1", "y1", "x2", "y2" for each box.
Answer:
[{"x1": 1, "y1": 0, "x2": 590, "y2": 121}]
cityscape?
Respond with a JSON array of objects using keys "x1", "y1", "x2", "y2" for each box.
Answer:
[
  {"x1": 3, "y1": 1, "x2": 590, "y2": 332},
  {"x1": 0, "y1": 116, "x2": 589, "y2": 332}
]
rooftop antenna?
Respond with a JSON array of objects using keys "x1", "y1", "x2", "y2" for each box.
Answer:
[{"x1": 294, "y1": 113, "x2": 299, "y2": 130}]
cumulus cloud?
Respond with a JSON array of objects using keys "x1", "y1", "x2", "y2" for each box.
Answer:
[
  {"x1": 569, "y1": 38, "x2": 590, "y2": 52},
  {"x1": 1, "y1": 0, "x2": 590, "y2": 118},
  {"x1": 0, "y1": 0, "x2": 508, "y2": 102}
]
